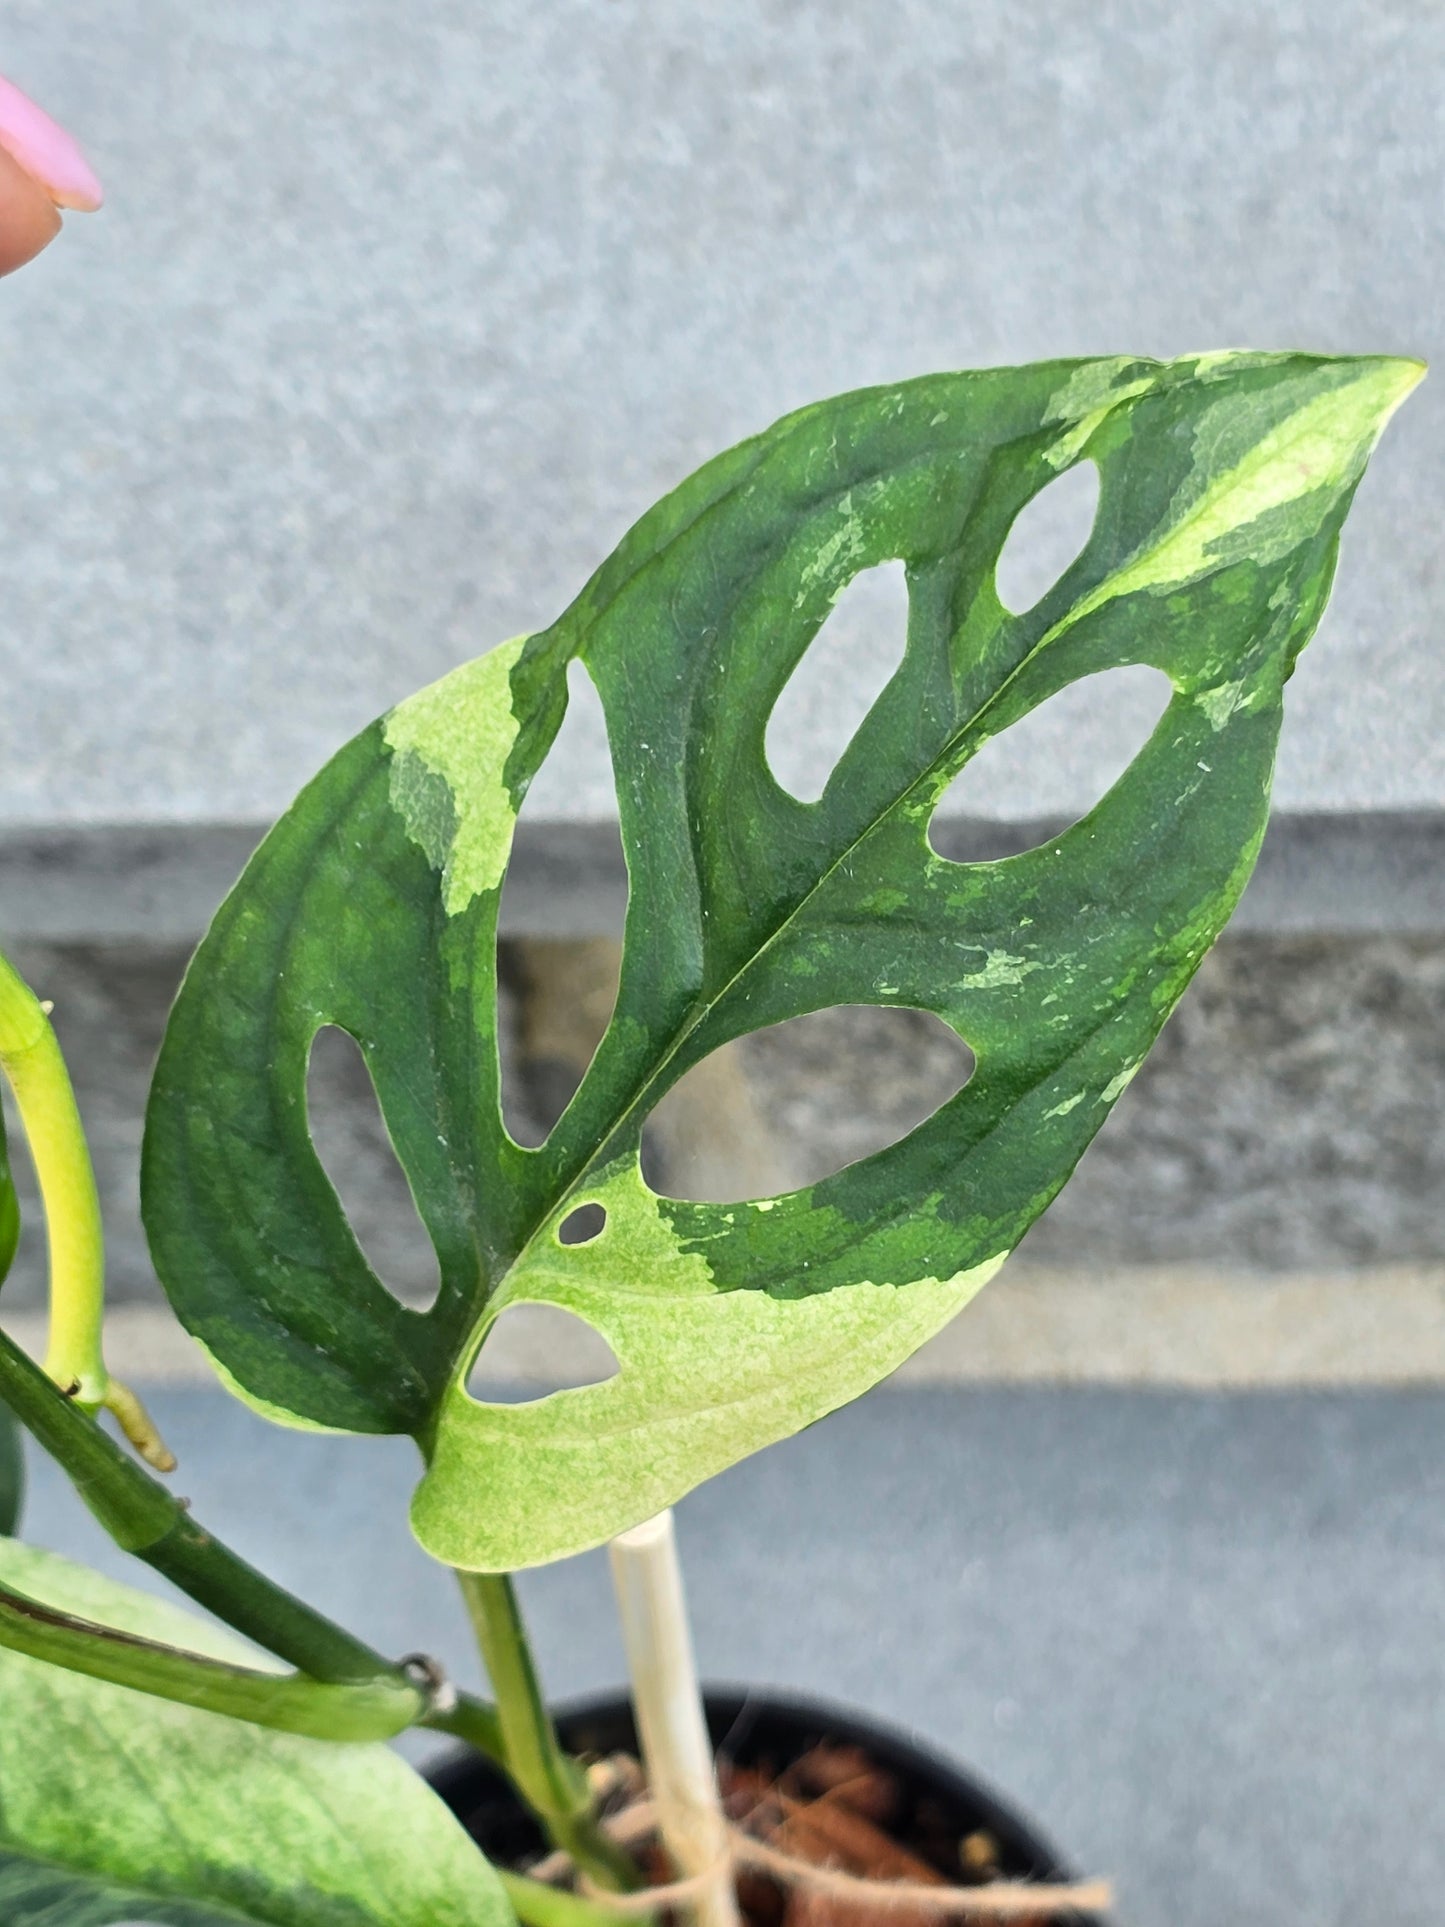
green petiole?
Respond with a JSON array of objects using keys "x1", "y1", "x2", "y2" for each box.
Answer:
[
  {"x1": 499, "y1": 1867, "x2": 657, "y2": 1927},
  {"x1": 0, "y1": 1324, "x2": 509, "y2": 1756},
  {"x1": 0, "y1": 1576, "x2": 423, "y2": 1740},
  {"x1": 459, "y1": 1568, "x2": 644, "y2": 1894},
  {"x1": 0, "y1": 949, "x2": 172, "y2": 1469}
]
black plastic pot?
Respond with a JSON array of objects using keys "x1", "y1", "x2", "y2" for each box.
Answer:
[{"x1": 426, "y1": 1685, "x2": 1107, "y2": 1922}]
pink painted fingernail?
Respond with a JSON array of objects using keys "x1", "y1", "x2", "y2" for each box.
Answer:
[{"x1": 0, "y1": 74, "x2": 102, "y2": 212}]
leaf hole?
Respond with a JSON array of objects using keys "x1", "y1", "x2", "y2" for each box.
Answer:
[
  {"x1": 497, "y1": 659, "x2": 619, "y2": 934},
  {"x1": 765, "y1": 560, "x2": 910, "y2": 803},
  {"x1": 651, "y1": 1006, "x2": 974, "y2": 1203},
  {"x1": 558, "y1": 1202, "x2": 607, "y2": 1245},
  {"x1": 498, "y1": 937, "x2": 623, "y2": 1150},
  {"x1": 305, "y1": 1026, "x2": 440, "y2": 1309},
  {"x1": 994, "y1": 460, "x2": 1100, "y2": 615},
  {"x1": 497, "y1": 662, "x2": 624, "y2": 1148},
  {"x1": 466, "y1": 1303, "x2": 621, "y2": 1405},
  {"x1": 495, "y1": 661, "x2": 622, "y2": 1148},
  {"x1": 929, "y1": 664, "x2": 1173, "y2": 861}
]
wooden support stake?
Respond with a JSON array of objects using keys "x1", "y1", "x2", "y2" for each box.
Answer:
[{"x1": 609, "y1": 1510, "x2": 740, "y2": 1927}]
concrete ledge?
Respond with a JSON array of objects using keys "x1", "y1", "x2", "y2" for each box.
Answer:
[
  {"x1": 899, "y1": 1266, "x2": 1445, "y2": 1387},
  {"x1": 11, "y1": 1265, "x2": 1445, "y2": 1391},
  {"x1": 2, "y1": 810, "x2": 1443, "y2": 943}
]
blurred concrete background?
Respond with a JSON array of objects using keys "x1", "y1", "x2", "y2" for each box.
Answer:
[{"x1": 1, "y1": 6, "x2": 1443, "y2": 1922}]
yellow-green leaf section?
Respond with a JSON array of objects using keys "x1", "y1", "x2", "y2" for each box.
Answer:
[{"x1": 415, "y1": 1163, "x2": 1005, "y2": 1567}]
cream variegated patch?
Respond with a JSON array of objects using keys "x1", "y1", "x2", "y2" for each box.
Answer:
[
  {"x1": 412, "y1": 1165, "x2": 1006, "y2": 1569},
  {"x1": 1077, "y1": 360, "x2": 1421, "y2": 615},
  {"x1": 383, "y1": 634, "x2": 529, "y2": 915}
]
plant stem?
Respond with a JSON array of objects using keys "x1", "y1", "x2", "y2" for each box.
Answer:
[
  {"x1": 0, "y1": 1399, "x2": 21, "y2": 1534},
  {"x1": 498, "y1": 1868, "x2": 655, "y2": 1927},
  {"x1": 457, "y1": 1569, "x2": 641, "y2": 1892},
  {"x1": 0, "y1": 950, "x2": 171, "y2": 1468},
  {"x1": 0, "y1": 1576, "x2": 421, "y2": 1740},
  {"x1": 0, "y1": 1328, "x2": 488, "y2": 1717},
  {"x1": 423, "y1": 1687, "x2": 508, "y2": 1761},
  {"x1": 0, "y1": 1318, "x2": 636, "y2": 1859}
]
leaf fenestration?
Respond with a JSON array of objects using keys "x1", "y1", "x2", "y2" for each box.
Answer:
[
  {"x1": 141, "y1": 353, "x2": 1422, "y2": 1568},
  {"x1": 654, "y1": 1006, "x2": 974, "y2": 1203},
  {"x1": 928, "y1": 661, "x2": 1173, "y2": 842},
  {"x1": 765, "y1": 558, "x2": 911, "y2": 802},
  {"x1": 994, "y1": 457, "x2": 1100, "y2": 614},
  {"x1": 467, "y1": 1302, "x2": 621, "y2": 1404},
  {"x1": 305, "y1": 1025, "x2": 441, "y2": 1310}
]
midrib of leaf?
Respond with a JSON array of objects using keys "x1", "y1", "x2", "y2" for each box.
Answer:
[
  {"x1": 428, "y1": 380, "x2": 1152, "y2": 1366},
  {"x1": 446, "y1": 363, "x2": 1387, "y2": 1404},
  {"x1": 461, "y1": 429, "x2": 1232, "y2": 1360}
]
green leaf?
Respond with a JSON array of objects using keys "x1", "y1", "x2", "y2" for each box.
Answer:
[
  {"x1": 0, "y1": 1403, "x2": 20, "y2": 1537},
  {"x1": 0, "y1": 1102, "x2": 19, "y2": 1291},
  {"x1": 0, "y1": 1106, "x2": 24, "y2": 1536},
  {"x1": 0, "y1": 1539, "x2": 514, "y2": 1926},
  {"x1": 141, "y1": 353, "x2": 1421, "y2": 1568}
]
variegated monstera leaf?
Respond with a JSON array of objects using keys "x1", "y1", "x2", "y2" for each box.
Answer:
[
  {"x1": 0, "y1": 1107, "x2": 22, "y2": 1536},
  {"x1": 142, "y1": 353, "x2": 1418, "y2": 1569}
]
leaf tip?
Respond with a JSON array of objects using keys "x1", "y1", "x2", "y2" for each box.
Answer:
[{"x1": 1354, "y1": 353, "x2": 1427, "y2": 431}]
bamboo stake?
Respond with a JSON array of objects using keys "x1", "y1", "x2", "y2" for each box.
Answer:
[{"x1": 608, "y1": 1511, "x2": 740, "y2": 1927}]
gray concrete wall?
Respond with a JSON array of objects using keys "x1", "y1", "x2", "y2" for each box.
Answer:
[
  {"x1": 0, "y1": 0, "x2": 1439, "y2": 835},
  {"x1": 0, "y1": 4, "x2": 1441, "y2": 1317},
  {"x1": 3, "y1": 928, "x2": 1442, "y2": 1314}
]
